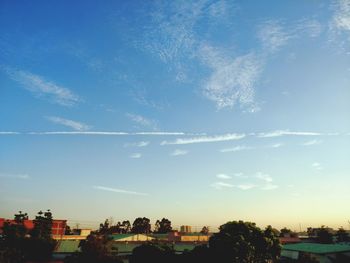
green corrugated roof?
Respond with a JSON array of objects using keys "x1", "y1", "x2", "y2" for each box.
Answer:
[
  {"x1": 55, "y1": 240, "x2": 81, "y2": 253},
  {"x1": 283, "y1": 243, "x2": 350, "y2": 254},
  {"x1": 110, "y1": 243, "x2": 198, "y2": 253}
]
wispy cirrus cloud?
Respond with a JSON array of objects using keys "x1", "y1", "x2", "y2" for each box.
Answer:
[
  {"x1": 255, "y1": 172, "x2": 273, "y2": 182},
  {"x1": 212, "y1": 171, "x2": 279, "y2": 191},
  {"x1": 24, "y1": 131, "x2": 184, "y2": 136},
  {"x1": 143, "y1": 0, "x2": 236, "y2": 82},
  {"x1": 329, "y1": 0, "x2": 350, "y2": 51},
  {"x1": 126, "y1": 113, "x2": 158, "y2": 130},
  {"x1": 130, "y1": 153, "x2": 142, "y2": 159},
  {"x1": 331, "y1": 0, "x2": 350, "y2": 33},
  {"x1": 270, "y1": 143, "x2": 284, "y2": 148},
  {"x1": 211, "y1": 181, "x2": 234, "y2": 189},
  {"x1": 124, "y1": 141, "x2": 150, "y2": 147},
  {"x1": 161, "y1": 133, "x2": 245, "y2": 145},
  {"x1": 220, "y1": 145, "x2": 252, "y2": 153},
  {"x1": 296, "y1": 18, "x2": 323, "y2": 38},
  {"x1": 0, "y1": 132, "x2": 20, "y2": 135},
  {"x1": 46, "y1": 116, "x2": 90, "y2": 131},
  {"x1": 2, "y1": 66, "x2": 80, "y2": 106},
  {"x1": 302, "y1": 139, "x2": 323, "y2": 146},
  {"x1": 256, "y1": 172, "x2": 279, "y2": 190},
  {"x1": 257, "y1": 130, "x2": 322, "y2": 138},
  {"x1": 170, "y1": 149, "x2": 188, "y2": 156},
  {"x1": 216, "y1": 173, "x2": 232, "y2": 180},
  {"x1": 93, "y1": 186, "x2": 148, "y2": 196},
  {"x1": 211, "y1": 181, "x2": 255, "y2": 190},
  {"x1": 200, "y1": 44, "x2": 262, "y2": 111},
  {"x1": 0, "y1": 173, "x2": 30, "y2": 179},
  {"x1": 237, "y1": 184, "x2": 256, "y2": 190},
  {"x1": 141, "y1": 1, "x2": 261, "y2": 110},
  {"x1": 258, "y1": 20, "x2": 292, "y2": 53},
  {"x1": 261, "y1": 184, "x2": 279, "y2": 190},
  {"x1": 311, "y1": 162, "x2": 323, "y2": 170}
]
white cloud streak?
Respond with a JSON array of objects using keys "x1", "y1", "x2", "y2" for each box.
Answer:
[
  {"x1": 220, "y1": 145, "x2": 252, "y2": 153},
  {"x1": 93, "y1": 186, "x2": 148, "y2": 196},
  {"x1": 255, "y1": 172, "x2": 273, "y2": 182},
  {"x1": 170, "y1": 149, "x2": 188, "y2": 156},
  {"x1": 302, "y1": 139, "x2": 323, "y2": 146},
  {"x1": 270, "y1": 143, "x2": 284, "y2": 148},
  {"x1": 211, "y1": 181, "x2": 256, "y2": 190},
  {"x1": 161, "y1": 133, "x2": 245, "y2": 145},
  {"x1": 216, "y1": 173, "x2": 232, "y2": 180},
  {"x1": 261, "y1": 184, "x2": 279, "y2": 190},
  {"x1": 46, "y1": 116, "x2": 90, "y2": 131},
  {"x1": 130, "y1": 153, "x2": 142, "y2": 159},
  {"x1": 0, "y1": 173, "x2": 30, "y2": 179},
  {"x1": 25, "y1": 131, "x2": 185, "y2": 136},
  {"x1": 258, "y1": 130, "x2": 322, "y2": 138},
  {"x1": 211, "y1": 181, "x2": 234, "y2": 189},
  {"x1": 311, "y1": 162, "x2": 323, "y2": 170},
  {"x1": 2, "y1": 67, "x2": 80, "y2": 106},
  {"x1": 237, "y1": 184, "x2": 256, "y2": 190},
  {"x1": 124, "y1": 141, "x2": 150, "y2": 147}
]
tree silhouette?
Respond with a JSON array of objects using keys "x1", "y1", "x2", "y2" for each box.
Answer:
[
  {"x1": 280, "y1": 227, "x2": 298, "y2": 238},
  {"x1": 200, "y1": 226, "x2": 209, "y2": 235},
  {"x1": 209, "y1": 221, "x2": 281, "y2": 263},
  {"x1": 131, "y1": 217, "x2": 151, "y2": 234},
  {"x1": 336, "y1": 227, "x2": 349, "y2": 243},
  {"x1": 154, "y1": 218, "x2": 172, "y2": 233},
  {"x1": 130, "y1": 242, "x2": 177, "y2": 263},
  {"x1": 64, "y1": 234, "x2": 123, "y2": 263},
  {"x1": 316, "y1": 226, "x2": 333, "y2": 244},
  {"x1": 0, "y1": 210, "x2": 56, "y2": 263}
]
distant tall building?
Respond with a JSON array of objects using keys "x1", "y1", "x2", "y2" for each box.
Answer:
[{"x1": 180, "y1": 225, "x2": 192, "y2": 233}]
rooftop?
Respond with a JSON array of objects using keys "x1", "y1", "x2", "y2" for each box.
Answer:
[{"x1": 283, "y1": 243, "x2": 350, "y2": 254}]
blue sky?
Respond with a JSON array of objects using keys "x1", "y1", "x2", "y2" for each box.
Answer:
[{"x1": 1, "y1": 0, "x2": 350, "y2": 231}]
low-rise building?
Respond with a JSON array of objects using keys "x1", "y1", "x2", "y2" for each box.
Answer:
[
  {"x1": 53, "y1": 228, "x2": 92, "y2": 240},
  {"x1": 281, "y1": 243, "x2": 350, "y2": 263},
  {"x1": 110, "y1": 233, "x2": 154, "y2": 242},
  {"x1": 168, "y1": 231, "x2": 209, "y2": 242}
]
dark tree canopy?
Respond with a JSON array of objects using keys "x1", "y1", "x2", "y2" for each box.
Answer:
[
  {"x1": 336, "y1": 227, "x2": 350, "y2": 243},
  {"x1": 98, "y1": 219, "x2": 110, "y2": 235},
  {"x1": 30, "y1": 209, "x2": 53, "y2": 240},
  {"x1": 131, "y1": 217, "x2": 151, "y2": 234},
  {"x1": 200, "y1": 226, "x2": 209, "y2": 235},
  {"x1": 315, "y1": 226, "x2": 334, "y2": 244},
  {"x1": 111, "y1": 220, "x2": 131, "y2": 234},
  {"x1": 130, "y1": 242, "x2": 177, "y2": 263},
  {"x1": 64, "y1": 234, "x2": 123, "y2": 263},
  {"x1": 154, "y1": 218, "x2": 172, "y2": 234},
  {"x1": 280, "y1": 227, "x2": 298, "y2": 238},
  {"x1": 0, "y1": 210, "x2": 56, "y2": 263},
  {"x1": 97, "y1": 219, "x2": 132, "y2": 235},
  {"x1": 209, "y1": 221, "x2": 281, "y2": 263}
]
